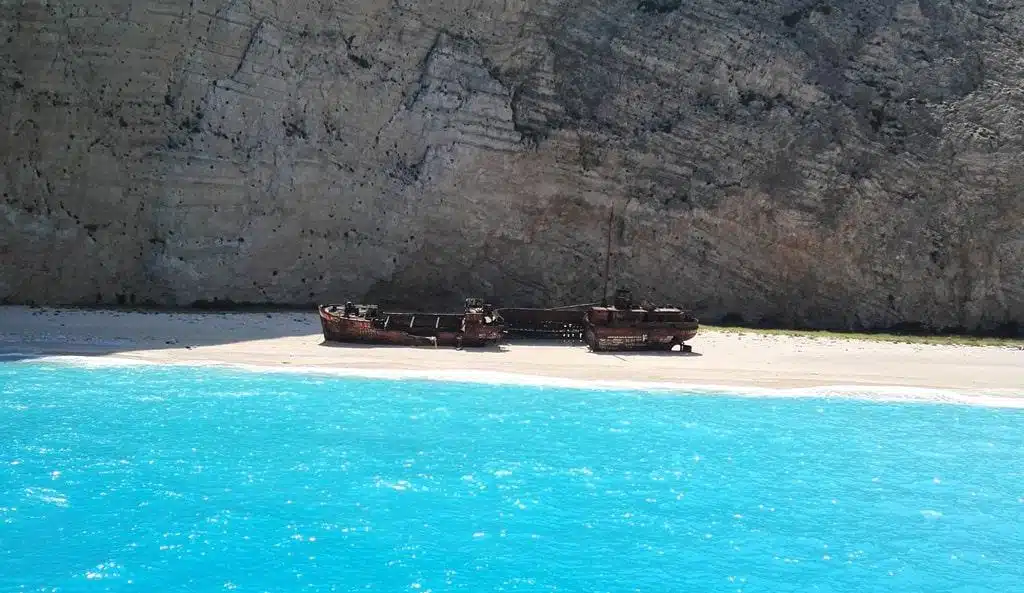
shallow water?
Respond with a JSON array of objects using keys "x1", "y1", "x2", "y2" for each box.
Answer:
[{"x1": 1, "y1": 361, "x2": 1022, "y2": 592}]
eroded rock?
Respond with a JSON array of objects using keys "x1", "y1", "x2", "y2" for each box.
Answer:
[{"x1": 1, "y1": 0, "x2": 1021, "y2": 333}]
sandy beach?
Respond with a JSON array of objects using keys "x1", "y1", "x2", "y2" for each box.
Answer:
[{"x1": 2, "y1": 306, "x2": 1022, "y2": 402}]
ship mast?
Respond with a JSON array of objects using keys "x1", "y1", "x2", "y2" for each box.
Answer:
[{"x1": 601, "y1": 206, "x2": 614, "y2": 306}]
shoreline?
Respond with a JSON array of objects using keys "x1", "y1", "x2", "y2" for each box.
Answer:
[
  {"x1": 13, "y1": 353, "x2": 1024, "y2": 409},
  {"x1": 2, "y1": 306, "x2": 1023, "y2": 406}
]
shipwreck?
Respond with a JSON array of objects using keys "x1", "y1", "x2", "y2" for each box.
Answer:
[
  {"x1": 582, "y1": 288, "x2": 699, "y2": 352},
  {"x1": 498, "y1": 209, "x2": 699, "y2": 351},
  {"x1": 318, "y1": 298, "x2": 505, "y2": 348},
  {"x1": 318, "y1": 210, "x2": 698, "y2": 352},
  {"x1": 499, "y1": 288, "x2": 699, "y2": 352}
]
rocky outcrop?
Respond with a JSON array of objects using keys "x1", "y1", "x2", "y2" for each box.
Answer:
[{"x1": 2, "y1": 0, "x2": 1022, "y2": 333}]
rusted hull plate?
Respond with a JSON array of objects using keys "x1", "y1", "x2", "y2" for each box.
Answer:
[
  {"x1": 319, "y1": 306, "x2": 504, "y2": 348},
  {"x1": 586, "y1": 326, "x2": 699, "y2": 351}
]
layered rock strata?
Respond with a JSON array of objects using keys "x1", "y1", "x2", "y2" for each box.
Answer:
[{"x1": 2, "y1": 0, "x2": 1022, "y2": 332}]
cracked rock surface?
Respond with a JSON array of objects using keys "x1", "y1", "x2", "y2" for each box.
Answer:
[{"x1": 1, "y1": 0, "x2": 1022, "y2": 332}]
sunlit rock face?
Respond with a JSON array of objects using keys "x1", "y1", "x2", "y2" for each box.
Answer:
[{"x1": 1, "y1": 0, "x2": 1021, "y2": 332}]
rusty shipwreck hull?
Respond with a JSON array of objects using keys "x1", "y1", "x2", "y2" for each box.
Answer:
[
  {"x1": 498, "y1": 289, "x2": 700, "y2": 352},
  {"x1": 584, "y1": 318, "x2": 699, "y2": 351},
  {"x1": 584, "y1": 306, "x2": 699, "y2": 352},
  {"x1": 318, "y1": 300, "x2": 504, "y2": 348}
]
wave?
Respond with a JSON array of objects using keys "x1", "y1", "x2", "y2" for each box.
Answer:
[{"x1": 15, "y1": 354, "x2": 1024, "y2": 409}]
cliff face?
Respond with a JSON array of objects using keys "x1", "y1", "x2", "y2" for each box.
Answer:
[{"x1": 2, "y1": 0, "x2": 1022, "y2": 332}]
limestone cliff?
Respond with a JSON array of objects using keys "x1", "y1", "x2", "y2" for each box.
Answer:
[{"x1": 2, "y1": 0, "x2": 1022, "y2": 333}]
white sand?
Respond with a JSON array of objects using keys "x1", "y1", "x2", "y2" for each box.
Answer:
[{"x1": 2, "y1": 306, "x2": 1022, "y2": 403}]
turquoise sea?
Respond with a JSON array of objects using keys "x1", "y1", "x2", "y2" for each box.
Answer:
[{"x1": 1, "y1": 361, "x2": 1022, "y2": 592}]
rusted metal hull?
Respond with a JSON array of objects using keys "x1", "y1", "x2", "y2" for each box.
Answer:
[
  {"x1": 318, "y1": 289, "x2": 698, "y2": 352},
  {"x1": 582, "y1": 292, "x2": 700, "y2": 352},
  {"x1": 584, "y1": 324, "x2": 699, "y2": 351},
  {"x1": 318, "y1": 305, "x2": 504, "y2": 348},
  {"x1": 499, "y1": 300, "x2": 700, "y2": 352}
]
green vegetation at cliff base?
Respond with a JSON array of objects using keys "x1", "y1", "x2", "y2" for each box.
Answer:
[{"x1": 702, "y1": 324, "x2": 1022, "y2": 348}]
